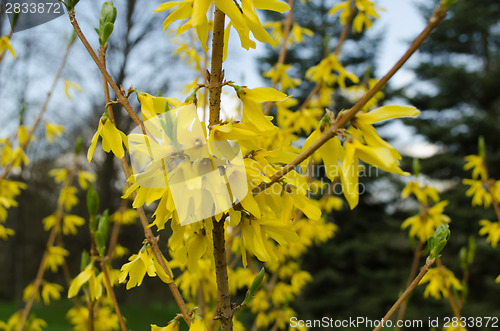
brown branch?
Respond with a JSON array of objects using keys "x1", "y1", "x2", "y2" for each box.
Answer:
[
  {"x1": 97, "y1": 41, "x2": 191, "y2": 325},
  {"x1": 209, "y1": 7, "x2": 233, "y2": 331},
  {"x1": 373, "y1": 257, "x2": 436, "y2": 331},
  {"x1": 394, "y1": 241, "x2": 424, "y2": 330},
  {"x1": 253, "y1": 6, "x2": 448, "y2": 195},
  {"x1": 118, "y1": 157, "x2": 191, "y2": 325},
  {"x1": 68, "y1": 10, "x2": 147, "y2": 134},
  {"x1": 334, "y1": 0, "x2": 356, "y2": 57},
  {"x1": 208, "y1": 8, "x2": 225, "y2": 128},
  {"x1": 101, "y1": 260, "x2": 127, "y2": 331}
]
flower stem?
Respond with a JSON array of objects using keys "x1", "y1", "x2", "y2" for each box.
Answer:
[
  {"x1": 373, "y1": 257, "x2": 436, "y2": 331},
  {"x1": 101, "y1": 261, "x2": 127, "y2": 331}
]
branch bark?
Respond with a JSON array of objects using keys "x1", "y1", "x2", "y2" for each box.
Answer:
[{"x1": 209, "y1": 7, "x2": 233, "y2": 331}]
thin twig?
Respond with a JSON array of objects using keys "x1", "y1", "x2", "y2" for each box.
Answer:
[
  {"x1": 97, "y1": 41, "x2": 191, "y2": 325},
  {"x1": 264, "y1": 0, "x2": 295, "y2": 115},
  {"x1": 394, "y1": 241, "x2": 424, "y2": 330},
  {"x1": 101, "y1": 260, "x2": 127, "y2": 331},
  {"x1": 0, "y1": 40, "x2": 74, "y2": 183},
  {"x1": 253, "y1": 6, "x2": 448, "y2": 196},
  {"x1": 18, "y1": 160, "x2": 78, "y2": 330},
  {"x1": 373, "y1": 257, "x2": 436, "y2": 331},
  {"x1": 68, "y1": 11, "x2": 146, "y2": 134}
]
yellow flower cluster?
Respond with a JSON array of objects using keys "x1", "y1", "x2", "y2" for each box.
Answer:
[{"x1": 401, "y1": 181, "x2": 451, "y2": 243}]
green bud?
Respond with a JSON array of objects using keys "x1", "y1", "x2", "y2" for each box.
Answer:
[
  {"x1": 80, "y1": 250, "x2": 90, "y2": 271},
  {"x1": 442, "y1": 0, "x2": 459, "y2": 8},
  {"x1": 429, "y1": 224, "x2": 450, "y2": 259},
  {"x1": 243, "y1": 267, "x2": 265, "y2": 305},
  {"x1": 478, "y1": 136, "x2": 485, "y2": 157},
  {"x1": 412, "y1": 158, "x2": 421, "y2": 177},
  {"x1": 86, "y1": 184, "x2": 100, "y2": 217},
  {"x1": 99, "y1": 1, "x2": 117, "y2": 29},
  {"x1": 100, "y1": 22, "x2": 114, "y2": 46},
  {"x1": 95, "y1": 210, "x2": 110, "y2": 256},
  {"x1": 97, "y1": 210, "x2": 110, "y2": 238},
  {"x1": 67, "y1": 0, "x2": 80, "y2": 11},
  {"x1": 75, "y1": 136, "x2": 83, "y2": 155}
]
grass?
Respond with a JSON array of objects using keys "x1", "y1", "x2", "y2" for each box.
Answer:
[{"x1": 0, "y1": 300, "x2": 187, "y2": 330}]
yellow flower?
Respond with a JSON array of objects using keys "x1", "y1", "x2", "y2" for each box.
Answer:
[
  {"x1": 0, "y1": 224, "x2": 15, "y2": 240},
  {"x1": 263, "y1": 64, "x2": 301, "y2": 92},
  {"x1": 464, "y1": 154, "x2": 487, "y2": 180},
  {"x1": 77, "y1": 171, "x2": 97, "y2": 190},
  {"x1": 58, "y1": 186, "x2": 79, "y2": 211},
  {"x1": 45, "y1": 122, "x2": 65, "y2": 144},
  {"x1": 479, "y1": 219, "x2": 500, "y2": 248},
  {"x1": 62, "y1": 214, "x2": 85, "y2": 235},
  {"x1": 68, "y1": 264, "x2": 102, "y2": 300},
  {"x1": 236, "y1": 86, "x2": 288, "y2": 133},
  {"x1": 463, "y1": 179, "x2": 491, "y2": 208},
  {"x1": 305, "y1": 54, "x2": 358, "y2": 88},
  {"x1": 0, "y1": 35, "x2": 16, "y2": 59},
  {"x1": 401, "y1": 181, "x2": 440, "y2": 205},
  {"x1": 401, "y1": 201, "x2": 450, "y2": 243},
  {"x1": 64, "y1": 80, "x2": 83, "y2": 100},
  {"x1": 189, "y1": 316, "x2": 208, "y2": 331},
  {"x1": 151, "y1": 320, "x2": 179, "y2": 331},
  {"x1": 45, "y1": 246, "x2": 69, "y2": 272},
  {"x1": 41, "y1": 282, "x2": 63, "y2": 304},
  {"x1": 110, "y1": 209, "x2": 138, "y2": 225},
  {"x1": 48, "y1": 168, "x2": 68, "y2": 184},
  {"x1": 155, "y1": 0, "x2": 289, "y2": 51},
  {"x1": 119, "y1": 247, "x2": 173, "y2": 290},
  {"x1": 87, "y1": 117, "x2": 126, "y2": 162},
  {"x1": 419, "y1": 266, "x2": 462, "y2": 299}
]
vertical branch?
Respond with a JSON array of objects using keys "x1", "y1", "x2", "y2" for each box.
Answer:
[
  {"x1": 208, "y1": 8, "x2": 225, "y2": 128},
  {"x1": 208, "y1": 7, "x2": 233, "y2": 331}
]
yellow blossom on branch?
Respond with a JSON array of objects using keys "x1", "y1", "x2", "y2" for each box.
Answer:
[
  {"x1": 87, "y1": 116, "x2": 126, "y2": 162},
  {"x1": 0, "y1": 35, "x2": 16, "y2": 59},
  {"x1": 154, "y1": 0, "x2": 290, "y2": 51},
  {"x1": 419, "y1": 266, "x2": 462, "y2": 299},
  {"x1": 45, "y1": 122, "x2": 66, "y2": 144},
  {"x1": 479, "y1": 219, "x2": 500, "y2": 248}
]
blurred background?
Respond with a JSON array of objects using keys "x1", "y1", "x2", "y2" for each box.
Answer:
[{"x1": 1, "y1": 0, "x2": 499, "y2": 329}]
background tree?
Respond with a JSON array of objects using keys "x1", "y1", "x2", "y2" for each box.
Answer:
[{"x1": 396, "y1": 0, "x2": 500, "y2": 322}]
